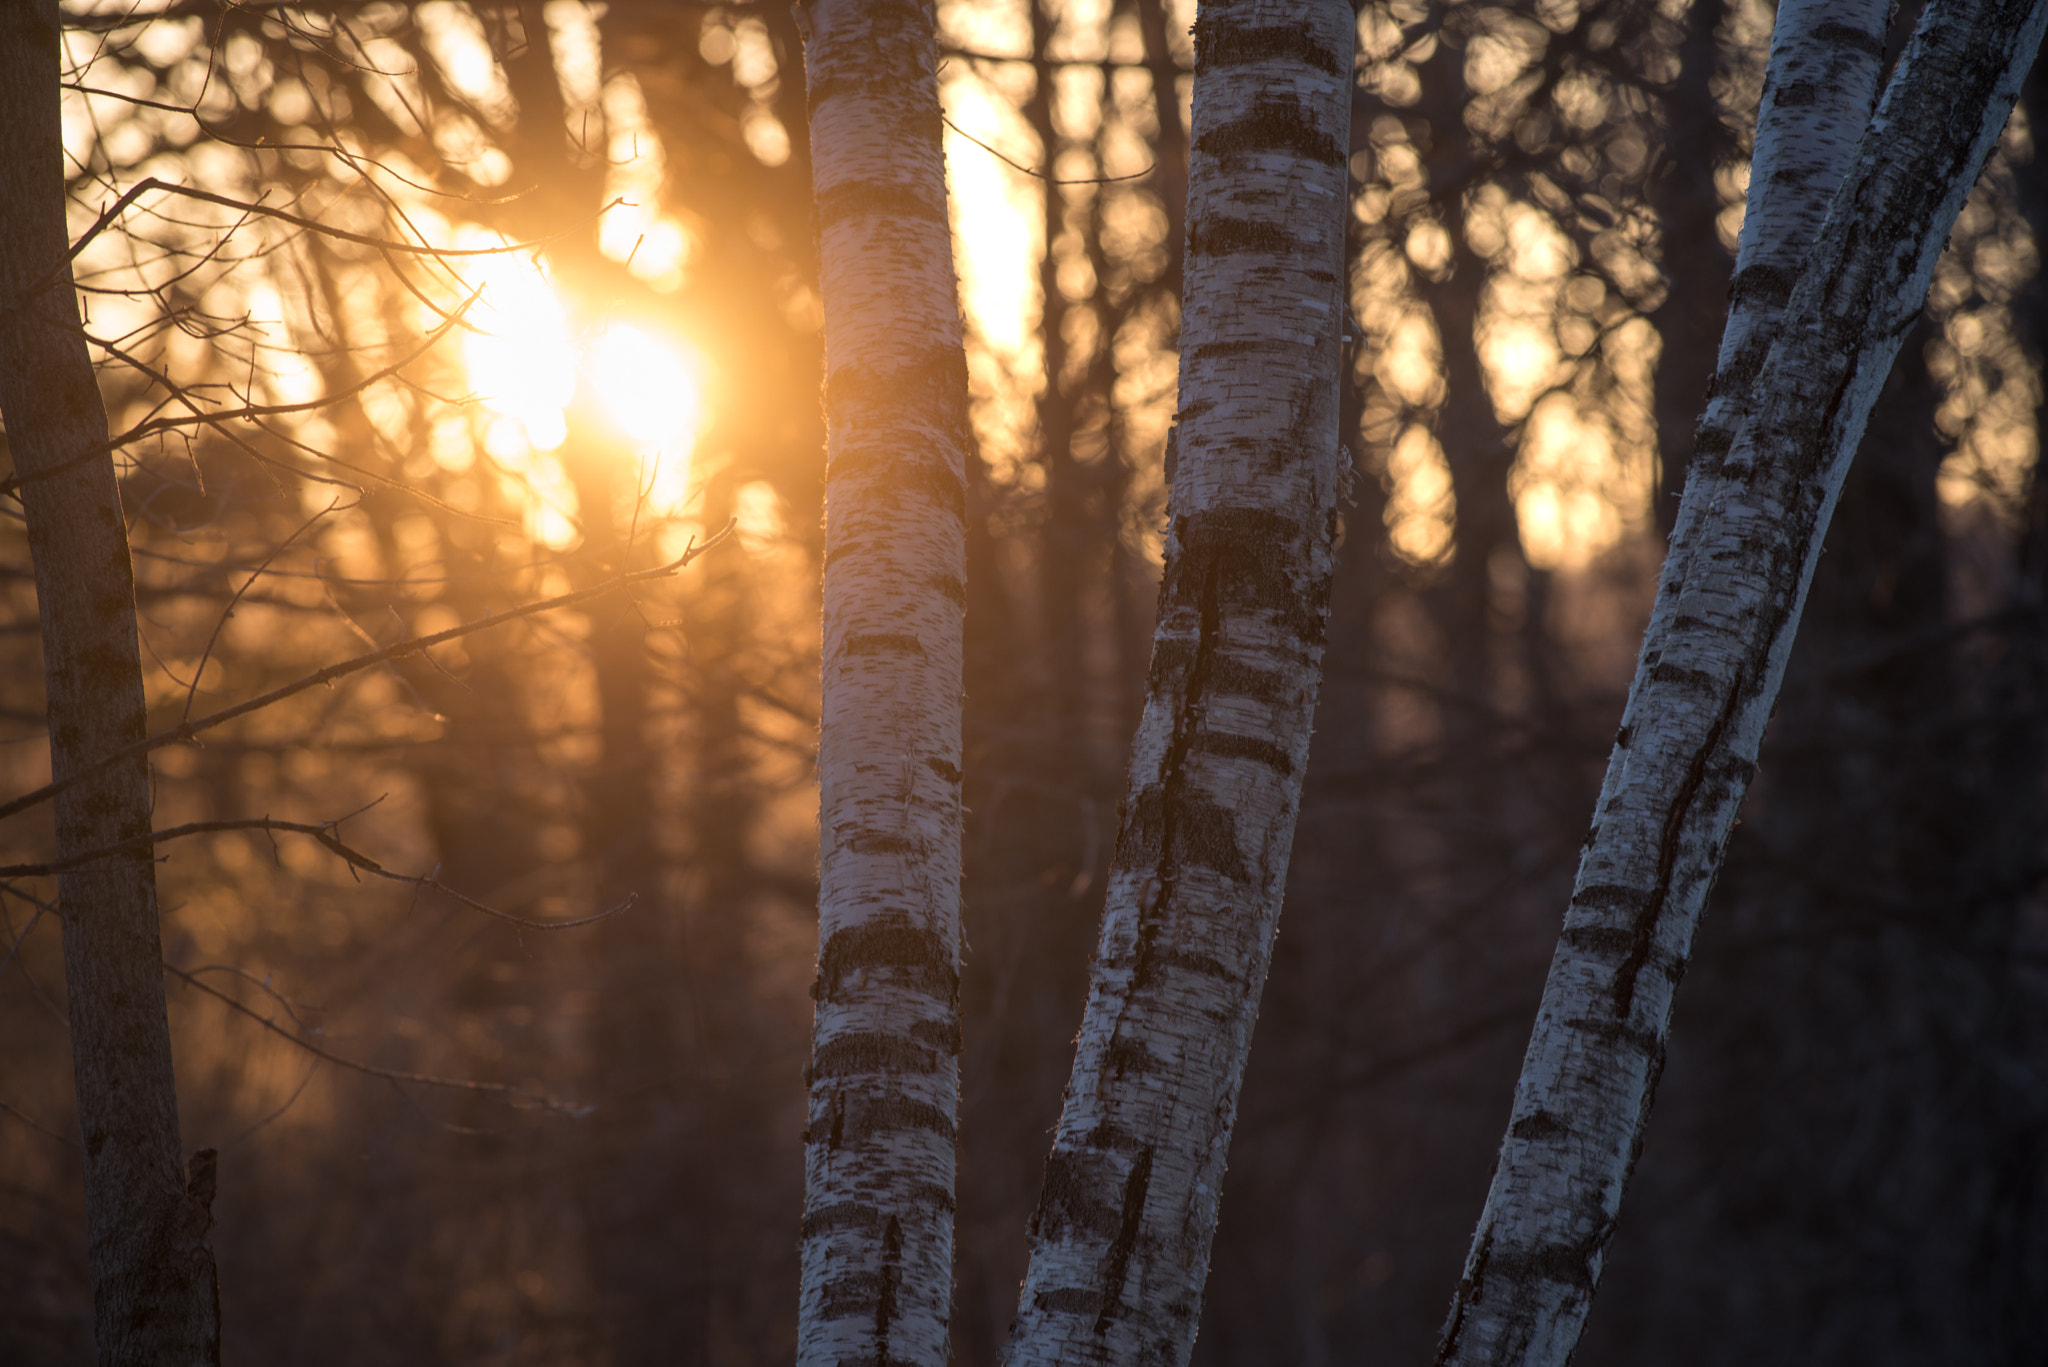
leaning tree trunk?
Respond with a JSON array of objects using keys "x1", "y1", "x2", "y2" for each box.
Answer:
[
  {"x1": 0, "y1": 2, "x2": 221, "y2": 1363},
  {"x1": 1002, "y1": 2, "x2": 1354, "y2": 1363},
  {"x1": 1435, "y1": 2, "x2": 2048, "y2": 1363},
  {"x1": 794, "y1": 1, "x2": 971, "y2": 1365}
]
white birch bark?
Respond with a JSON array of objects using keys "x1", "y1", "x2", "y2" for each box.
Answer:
[
  {"x1": 795, "y1": 1, "x2": 970, "y2": 1364},
  {"x1": 0, "y1": 2, "x2": 221, "y2": 1361},
  {"x1": 1435, "y1": 2, "x2": 2048, "y2": 1363},
  {"x1": 1003, "y1": 2, "x2": 1354, "y2": 1363},
  {"x1": 1651, "y1": 0, "x2": 1890, "y2": 644}
]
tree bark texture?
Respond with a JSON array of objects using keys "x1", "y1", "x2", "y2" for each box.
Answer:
[
  {"x1": 1003, "y1": 2, "x2": 1354, "y2": 1363},
  {"x1": 0, "y1": 2, "x2": 221, "y2": 1362},
  {"x1": 795, "y1": 1, "x2": 971, "y2": 1364},
  {"x1": 1435, "y1": 3, "x2": 2047, "y2": 1364},
  {"x1": 1651, "y1": 0, "x2": 1891, "y2": 623}
]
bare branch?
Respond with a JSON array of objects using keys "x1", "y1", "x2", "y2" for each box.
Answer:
[
  {"x1": 940, "y1": 113, "x2": 1155, "y2": 185},
  {"x1": 0, "y1": 814, "x2": 636, "y2": 932},
  {"x1": 0, "y1": 521, "x2": 736, "y2": 829},
  {"x1": 166, "y1": 963, "x2": 592, "y2": 1116},
  {"x1": 49, "y1": 177, "x2": 624, "y2": 280}
]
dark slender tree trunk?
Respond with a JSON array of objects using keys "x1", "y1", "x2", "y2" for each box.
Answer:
[
  {"x1": 1135, "y1": 0, "x2": 1189, "y2": 305},
  {"x1": 1648, "y1": 0, "x2": 1734, "y2": 537},
  {"x1": 0, "y1": 2, "x2": 220, "y2": 1361}
]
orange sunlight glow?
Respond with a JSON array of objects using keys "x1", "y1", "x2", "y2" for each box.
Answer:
[
  {"x1": 588, "y1": 323, "x2": 705, "y2": 450},
  {"x1": 463, "y1": 250, "x2": 576, "y2": 453},
  {"x1": 459, "y1": 247, "x2": 708, "y2": 547}
]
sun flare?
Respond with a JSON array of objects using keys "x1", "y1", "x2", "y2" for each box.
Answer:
[
  {"x1": 588, "y1": 323, "x2": 705, "y2": 450},
  {"x1": 462, "y1": 252, "x2": 577, "y2": 452},
  {"x1": 458, "y1": 252, "x2": 709, "y2": 539}
]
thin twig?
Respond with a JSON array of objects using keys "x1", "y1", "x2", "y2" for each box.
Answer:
[
  {"x1": 0, "y1": 521, "x2": 735, "y2": 828},
  {"x1": 941, "y1": 113, "x2": 1156, "y2": 185},
  {"x1": 166, "y1": 964, "x2": 591, "y2": 1116},
  {"x1": 0, "y1": 810, "x2": 640, "y2": 930},
  {"x1": 182, "y1": 498, "x2": 344, "y2": 723},
  {"x1": 51, "y1": 177, "x2": 624, "y2": 279}
]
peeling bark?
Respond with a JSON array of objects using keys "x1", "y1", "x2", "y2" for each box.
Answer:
[
  {"x1": 1002, "y1": 3, "x2": 1354, "y2": 1364},
  {"x1": 1436, "y1": 2, "x2": 2048, "y2": 1363},
  {"x1": 796, "y1": 1, "x2": 970, "y2": 1364},
  {"x1": 0, "y1": 2, "x2": 220, "y2": 1362}
]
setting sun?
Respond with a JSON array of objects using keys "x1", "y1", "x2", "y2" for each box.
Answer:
[
  {"x1": 458, "y1": 250, "x2": 708, "y2": 540},
  {"x1": 587, "y1": 323, "x2": 705, "y2": 451},
  {"x1": 461, "y1": 250, "x2": 576, "y2": 452}
]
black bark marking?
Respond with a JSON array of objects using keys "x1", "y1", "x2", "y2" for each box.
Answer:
[
  {"x1": 807, "y1": 1030, "x2": 939, "y2": 1081},
  {"x1": 842, "y1": 829, "x2": 917, "y2": 856},
  {"x1": 815, "y1": 914, "x2": 957, "y2": 1004},
  {"x1": 1608, "y1": 674, "x2": 1745, "y2": 1020},
  {"x1": 814, "y1": 179, "x2": 947, "y2": 231},
  {"x1": 1727, "y1": 260, "x2": 1795, "y2": 310},
  {"x1": 1812, "y1": 20, "x2": 1887, "y2": 58},
  {"x1": 842, "y1": 632, "x2": 926, "y2": 657},
  {"x1": 1647, "y1": 661, "x2": 1715, "y2": 690},
  {"x1": 1436, "y1": 1217, "x2": 1615, "y2": 1351},
  {"x1": 1119, "y1": 786, "x2": 1250, "y2": 885},
  {"x1": 1434, "y1": 1227, "x2": 1493, "y2": 1365},
  {"x1": 826, "y1": 447, "x2": 968, "y2": 522},
  {"x1": 907, "y1": 1181, "x2": 956, "y2": 1213},
  {"x1": 827, "y1": 348, "x2": 968, "y2": 421},
  {"x1": 806, "y1": 0, "x2": 942, "y2": 112},
  {"x1": 873, "y1": 1215, "x2": 903, "y2": 1366},
  {"x1": 1106, "y1": 1035, "x2": 1162, "y2": 1077},
  {"x1": 1701, "y1": 333, "x2": 1770, "y2": 411},
  {"x1": 1568, "y1": 883, "x2": 1638, "y2": 915},
  {"x1": 1119, "y1": 546, "x2": 1228, "y2": 1006},
  {"x1": 1188, "y1": 339, "x2": 1261, "y2": 361},
  {"x1": 1192, "y1": 17, "x2": 1344, "y2": 74},
  {"x1": 1164, "y1": 507, "x2": 1329, "y2": 643},
  {"x1": 1085, "y1": 1121, "x2": 1142, "y2": 1152},
  {"x1": 1030, "y1": 1150, "x2": 1124, "y2": 1242},
  {"x1": 818, "y1": 1272, "x2": 887, "y2": 1319},
  {"x1": 1034, "y1": 1286, "x2": 1102, "y2": 1316},
  {"x1": 1690, "y1": 423, "x2": 1734, "y2": 462},
  {"x1": 836, "y1": 1094, "x2": 956, "y2": 1146},
  {"x1": 1093, "y1": 1146, "x2": 1154, "y2": 1334},
  {"x1": 1193, "y1": 729, "x2": 1294, "y2": 776},
  {"x1": 1149, "y1": 639, "x2": 1291, "y2": 706},
  {"x1": 1500, "y1": 1225, "x2": 1614, "y2": 1292},
  {"x1": 1510, "y1": 1111, "x2": 1569, "y2": 1142},
  {"x1": 1560, "y1": 923, "x2": 1634, "y2": 955},
  {"x1": 1194, "y1": 93, "x2": 1344, "y2": 166},
  {"x1": 1775, "y1": 81, "x2": 1819, "y2": 107},
  {"x1": 802, "y1": 1200, "x2": 882, "y2": 1239},
  {"x1": 1187, "y1": 214, "x2": 1305, "y2": 258},
  {"x1": 824, "y1": 345, "x2": 972, "y2": 517},
  {"x1": 1155, "y1": 948, "x2": 1242, "y2": 983},
  {"x1": 909, "y1": 1016, "x2": 962, "y2": 1054},
  {"x1": 1565, "y1": 1016, "x2": 1663, "y2": 1057}
]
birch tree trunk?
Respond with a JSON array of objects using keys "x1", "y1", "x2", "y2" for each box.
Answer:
[
  {"x1": 1003, "y1": 2, "x2": 1354, "y2": 1362},
  {"x1": 0, "y1": 2, "x2": 221, "y2": 1361},
  {"x1": 1435, "y1": 2, "x2": 2048, "y2": 1363},
  {"x1": 795, "y1": 1, "x2": 970, "y2": 1363}
]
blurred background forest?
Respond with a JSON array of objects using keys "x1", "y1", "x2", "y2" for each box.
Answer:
[{"x1": 4, "y1": 0, "x2": 2048, "y2": 1362}]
